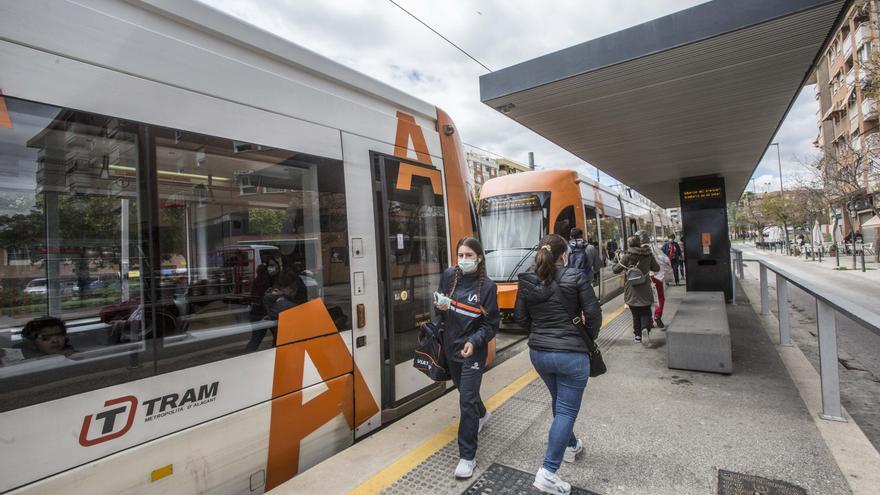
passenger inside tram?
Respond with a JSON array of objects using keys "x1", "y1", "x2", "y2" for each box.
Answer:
[{"x1": 10, "y1": 317, "x2": 75, "y2": 361}]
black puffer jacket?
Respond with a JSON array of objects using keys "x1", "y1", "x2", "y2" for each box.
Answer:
[{"x1": 514, "y1": 267, "x2": 602, "y2": 353}]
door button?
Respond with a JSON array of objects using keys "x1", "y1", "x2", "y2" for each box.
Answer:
[
  {"x1": 354, "y1": 272, "x2": 365, "y2": 295},
  {"x1": 352, "y1": 238, "x2": 364, "y2": 258}
]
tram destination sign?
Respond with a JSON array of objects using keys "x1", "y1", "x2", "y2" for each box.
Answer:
[{"x1": 479, "y1": 194, "x2": 543, "y2": 215}]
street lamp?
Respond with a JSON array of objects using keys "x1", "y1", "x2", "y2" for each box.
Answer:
[{"x1": 769, "y1": 142, "x2": 790, "y2": 253}]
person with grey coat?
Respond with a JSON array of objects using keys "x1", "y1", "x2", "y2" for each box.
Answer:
[{"x1": 613, "y1": 235, "x2": 660, "y2": 343}]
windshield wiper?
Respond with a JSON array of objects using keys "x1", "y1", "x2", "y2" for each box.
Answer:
[{"x1": 505, "y1": 244, "x2": 539, "y2": 282}]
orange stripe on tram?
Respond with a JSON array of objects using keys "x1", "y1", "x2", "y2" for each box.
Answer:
[{"x1": 0, "y1": 93, "x2": 12, "y2": 129}]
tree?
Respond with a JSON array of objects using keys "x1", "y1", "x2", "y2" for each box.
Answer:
[
  {"x1": 248, "y1": 208, "x2": 285, "y2": 235},
  {"x1": 805, "y1": 141, "x2": 880, "y2": 259}
]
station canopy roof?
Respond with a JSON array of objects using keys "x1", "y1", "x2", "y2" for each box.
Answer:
[{"x1": 480, "y1": 0, "x2": 850, "y2": 207}]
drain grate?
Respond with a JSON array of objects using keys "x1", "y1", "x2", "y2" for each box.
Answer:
[
  {"x1": 718, "y1": 470, "x2": 806, "y2": 495},
  {"x1": 464, "y1": 463, "x2": 599, "y2": 495}
]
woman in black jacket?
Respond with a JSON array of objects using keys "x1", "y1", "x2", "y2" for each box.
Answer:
[
  {"x1": 434, "y1": 237, "x2": 500, "y2": 479},
  {"x1": 514, "y1": 234, "x2": 602, "y2": 495}
]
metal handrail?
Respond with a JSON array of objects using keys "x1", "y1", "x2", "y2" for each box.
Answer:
[{"x1": 731, "y1": 246, "x2": 880, "y2": 422}]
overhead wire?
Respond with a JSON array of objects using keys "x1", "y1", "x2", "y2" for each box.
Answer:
[
  {"x1": 386, "y1": 0, "x2": 493, "y2": 73},
  {"x1": 384, "y1": 1, "x2": 618, "y2": 183}
]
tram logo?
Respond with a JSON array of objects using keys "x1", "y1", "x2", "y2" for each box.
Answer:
[
  {"x1": 78, "y1": 395, "x2": 138, "y2": 447},
  {"x1": 142, "y1": 381, "x2": 220, "y2": 421},
  {"x1": 77, "y1": 382, "x2": 221, "y2": 447}
]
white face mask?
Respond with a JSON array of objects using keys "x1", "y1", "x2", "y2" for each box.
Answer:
[{"x1": 458, "y1": 259, "x2": 478, "y2": 274}]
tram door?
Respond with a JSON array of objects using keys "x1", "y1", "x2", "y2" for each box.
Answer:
[{"x1": 371, "y1": 153, "x2": 448, "y2": 411}]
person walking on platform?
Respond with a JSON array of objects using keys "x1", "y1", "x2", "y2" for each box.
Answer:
[
  {"x1": 434, "y1": 237, "x2": 500, "y2": 480},
  {"x1": 566, "y1": 228, "x2": 598, "y2": 281},
  {"x1": 637, "y1": 230, "x2": 672, "y2": 329},
  {"x1": 615, "y1": 235, "x2": 660, "y2": 344},
  {"x1": 514, "y1": 234, "x2": 602, "y2": 495},
  {"x1": 662, "y1": 234, "x2": 683, "y2": 285}
]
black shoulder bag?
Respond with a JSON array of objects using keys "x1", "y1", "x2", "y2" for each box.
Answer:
[
  {"x1": 413, "y1": 318, "x2": 450, "y2": 381},
  {"x1": 413, "y1": 277, "x2": 451, "y2": 382},
  {"x1": 550, "y1": 279, "x2": 607, "y2": 377}
]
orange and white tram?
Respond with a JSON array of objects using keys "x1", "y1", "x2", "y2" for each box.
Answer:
[
  {"x1": 0, "y1": 1, "x2": 483, "y2": 492},
  {"x1": 478, "y1": 169, "x2": 672, "y2": 314}
]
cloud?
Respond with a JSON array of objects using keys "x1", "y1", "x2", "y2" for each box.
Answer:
[{"x1": 198, "y1": 0, "x2": 816, "y2": 189}]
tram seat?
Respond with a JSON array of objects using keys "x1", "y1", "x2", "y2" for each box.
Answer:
[{"x1": 666, "y1": 291, "x2": 732, "y2": 374}]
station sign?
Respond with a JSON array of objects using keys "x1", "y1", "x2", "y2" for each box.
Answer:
[{"x1": 680, "y1": 180, "x2": 725, "y2": 210}]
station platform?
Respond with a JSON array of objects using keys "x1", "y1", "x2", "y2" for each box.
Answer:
[{"x1": 271, "y1": 285, "x2": 879, "y2": 495}]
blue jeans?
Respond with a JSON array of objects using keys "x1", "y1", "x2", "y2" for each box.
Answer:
[{"x1": 530, "y1": 350, "x2": 590, "y2": 472}]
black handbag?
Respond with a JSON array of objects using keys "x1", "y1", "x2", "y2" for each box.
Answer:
[
  {"x1": 550, "y1": 279, "x2": 607, "y2": 378},
  {"x1": 413, "y1": 320, "x2": 450, "y2": 382}
]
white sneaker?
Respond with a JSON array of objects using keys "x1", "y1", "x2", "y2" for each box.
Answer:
[
  {"x1": 454, "y1": 458, "x2": 476, "y2": 479},
  {"x1": 563, "y1": 438, "x2": 583, "y2": 463},
  {"x1": 533, "y1": 467, "x2": 571, "y2": 494},
  {"x1": 478, "y1": 410, "x2": 492, "y2": 433}
]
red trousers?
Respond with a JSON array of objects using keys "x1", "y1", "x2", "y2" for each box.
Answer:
[{"x1": 652, "y1": 277, "x2": 665, "y2": 319}]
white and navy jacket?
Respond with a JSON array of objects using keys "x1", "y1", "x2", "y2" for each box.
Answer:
[{"x1": 436, "y1": 267, "x2": 500, "y2": 364}]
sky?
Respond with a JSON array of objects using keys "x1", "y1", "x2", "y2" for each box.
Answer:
[{"x1": 200, "y1": 0, "x2": 821, "y2": 195}]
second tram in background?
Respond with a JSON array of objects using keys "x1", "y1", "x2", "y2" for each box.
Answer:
[{"x1": 478, "y1": 169, "x2": 673, "y2": 317}]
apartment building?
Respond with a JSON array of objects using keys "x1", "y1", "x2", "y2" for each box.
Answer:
[
  {"x1": 813, "y1": 0, "x2": 880, "y2": 240},
  {"x1": 465, "y1": 150, "x2": 498, "y2": 188},
  {"x1": 464, "y1": 151, "x2": 530, "y2": 190}
]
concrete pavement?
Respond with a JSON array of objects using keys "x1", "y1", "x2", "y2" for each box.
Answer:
[
  {"x1": 737, "y1": 244, "x2": 880, "y2": 455},
  {"x1": 271, "y1": 285, "x2": 871, "y2": 494}
]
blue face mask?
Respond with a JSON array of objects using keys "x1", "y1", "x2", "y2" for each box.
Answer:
[{"x1": 458, "y1": 259, "x2": 478, "y2": 274}]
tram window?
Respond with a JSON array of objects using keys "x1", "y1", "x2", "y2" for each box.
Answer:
[
  {"x1": 583, "y1": 206, "x2": 599, "y2": 244},
  {"x1": 582, "y1": 206, "x2": 600, "y2": 286},
  {"x1": 599, "y1": 214, "x2": 623, "y2": 279},
  {"x1": 152, "y1": 128, "x2": 349, "y2": 374},
  {"x1": 553, "y1": 206, "x2": 575, "y2": 240},
  {"x1": 0, "y1": 96, "x2": 153, "y2": 412}
]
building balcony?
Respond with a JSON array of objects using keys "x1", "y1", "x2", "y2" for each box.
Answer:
[
  {"x1": 843, "y1": 35, "x2": 853, "y2": 56},
  {"x1": 863, "y1": 98, "x2": 878, "y2": 121},
  {"x1": 856, "y1": 23, "x2": 871, "y2": 47}
]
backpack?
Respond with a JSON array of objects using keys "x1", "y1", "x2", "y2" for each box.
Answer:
[
  {"x1": 567, "y1": 243, "x2": 587, "y2": 271},
  {"x1": 668, "y1": 242, "x2": 678, "y2": 259},
  {"x1": 625, "y1": 265, "x2": 647, "y2": 286},
  {"x1": 618, "y1": 255, "x2": 647, "y2": 286}
]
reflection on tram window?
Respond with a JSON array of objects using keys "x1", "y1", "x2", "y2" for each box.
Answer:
[
  {"x1": 0, "y1": 95, "x2": 350, "y2": 409},
  {"x1": 152, "y1": 127, "x2": 349, "y2": 373},
  {"x1": 600, "y1": 214, "x2": 623, "y2": 275},
  {"x1": 583, "y1": 206, "x2": 600, "y2": 287},
  {"x1": 0, "y1": 96, "x2": 153, "y2": 412}
]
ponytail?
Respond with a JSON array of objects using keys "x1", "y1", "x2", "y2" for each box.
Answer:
[{"x1": 535, "y1": 234, "x2": 568, "y2": 285}]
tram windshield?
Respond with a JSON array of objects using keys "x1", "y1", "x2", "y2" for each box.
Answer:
[{"x1": 479, "y1": 193, "x2": 546, "y2": 282}]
